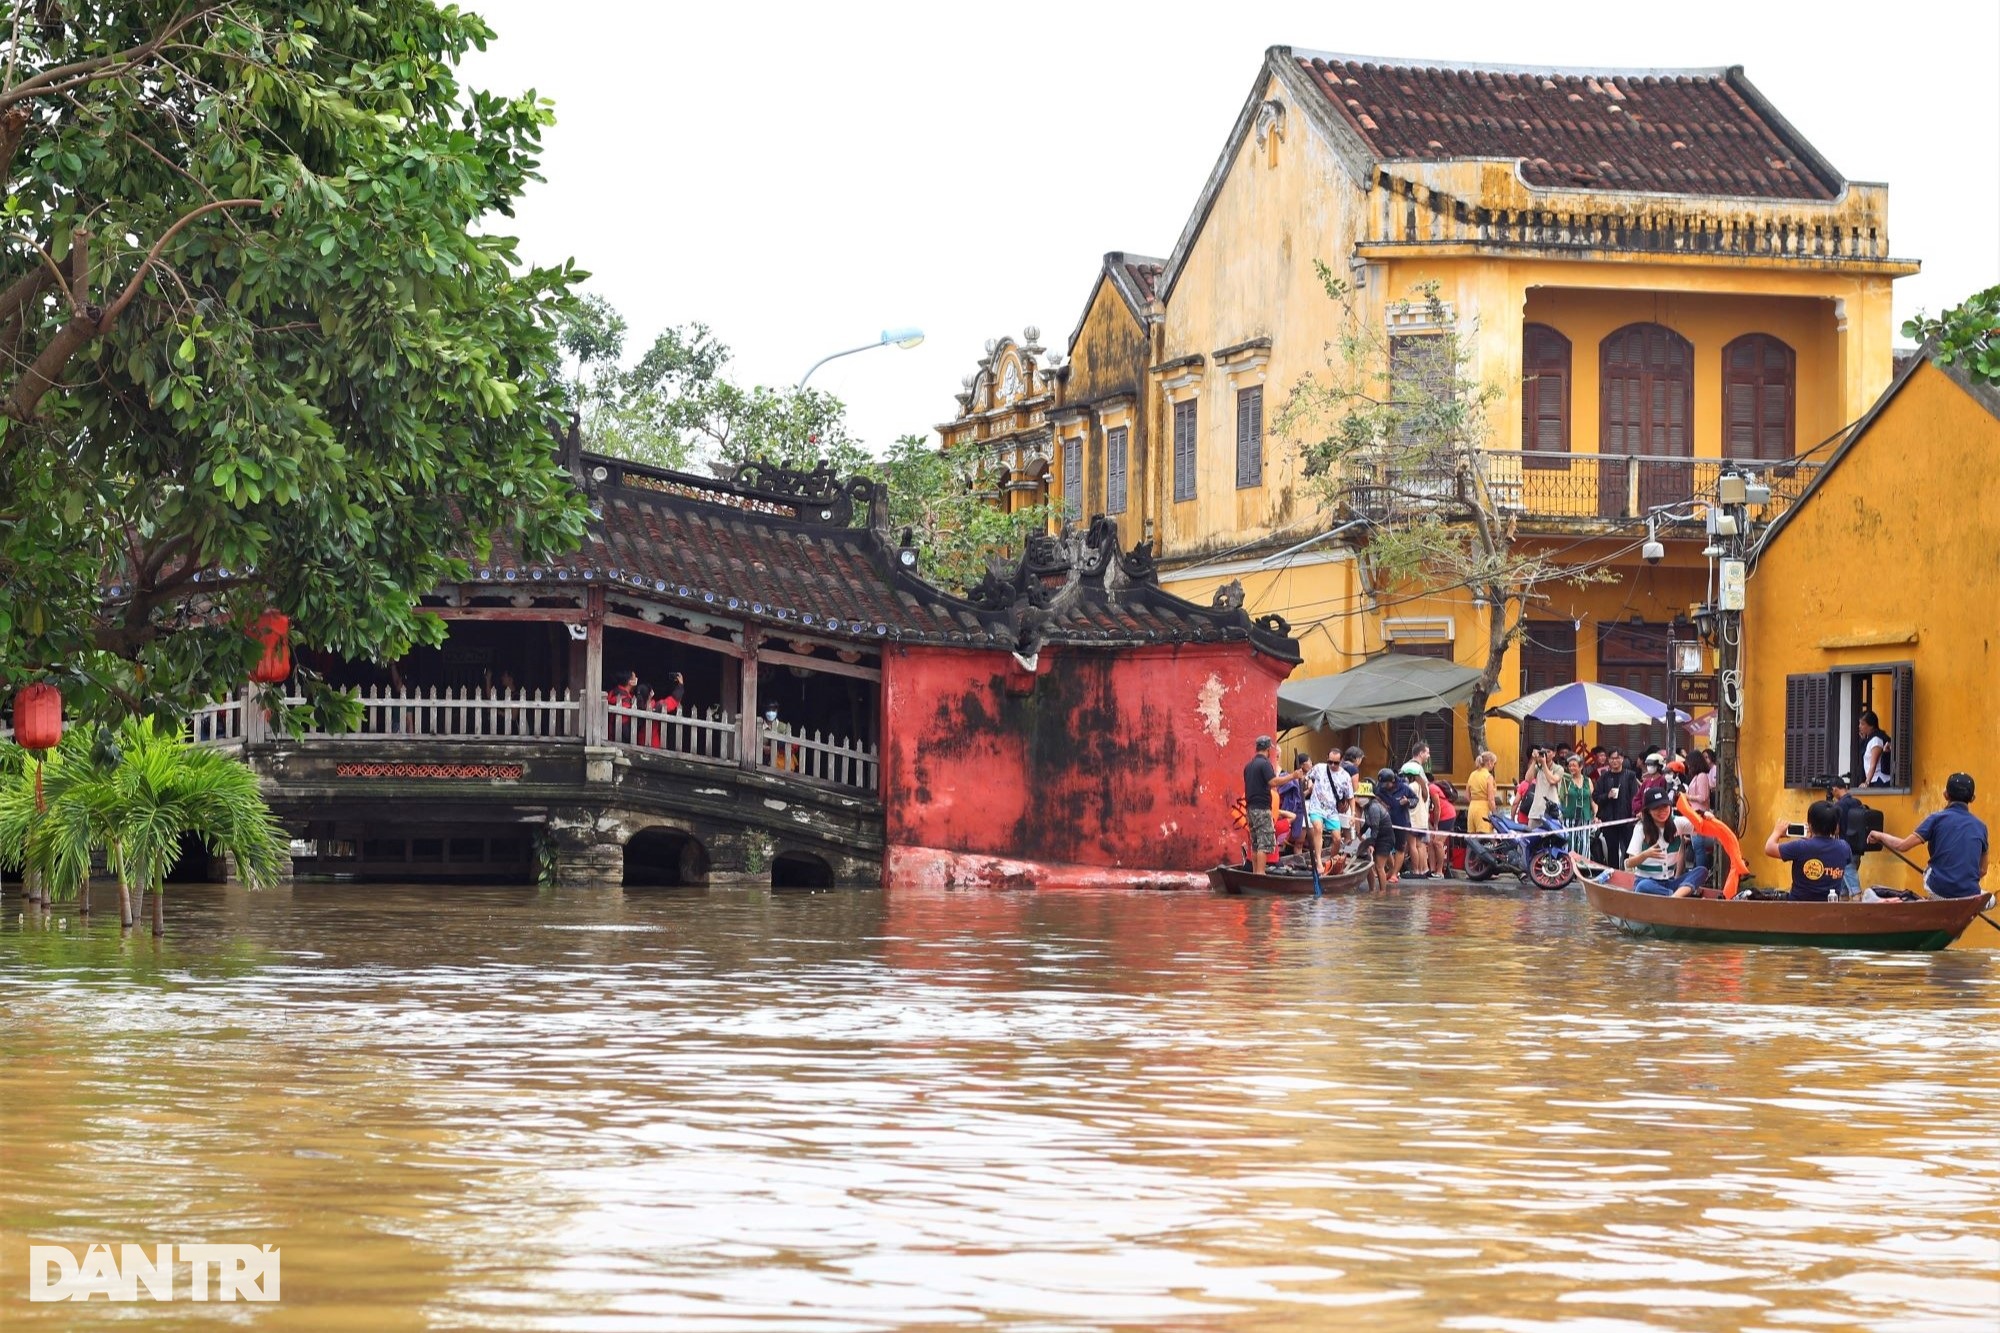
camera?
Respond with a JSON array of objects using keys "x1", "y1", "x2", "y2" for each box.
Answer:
[
  {"x1": 1784, "y1": 821, "x2": 1807, "y2": 838},
  {"x1": 1642, "y1": 539, "x2": 1666, "y2": 564}
]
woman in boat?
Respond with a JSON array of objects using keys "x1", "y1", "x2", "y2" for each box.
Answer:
[
  {"x1": 1623, "y1": 787, "x2": 1705, "y2": 896},
  {"x1": 1558, "y1": 753, "x2": 1594, "y2": 857}
]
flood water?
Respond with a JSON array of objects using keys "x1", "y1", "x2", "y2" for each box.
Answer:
[{"x1": 1, "y1": 880, "x2": 1996, "y2": 1331}]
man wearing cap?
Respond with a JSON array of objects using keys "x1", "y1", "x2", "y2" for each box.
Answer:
[
  {"x1": 1872, "y1": 773, "x2": 1989, "y2": 899},
  {"x1": 1243, "y1": 736, "x2": 1279, "y2": 874},
  {"x1": 1355, "y1": 779, "x2": 1396, "y2": 890}
]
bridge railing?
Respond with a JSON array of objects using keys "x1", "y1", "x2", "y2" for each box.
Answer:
[
  {"x1": 758, "y1": 726, "x2": 879, "y2": 793},
  {"x1": 290, "y1": 686, "x2": 583, "y2": 739},
  {"x1": 190, "y1": 698, "x2": 245, "y2": 747},
  {"x1": 606, "y1": 702, "x2": 739, "y2": 763}
]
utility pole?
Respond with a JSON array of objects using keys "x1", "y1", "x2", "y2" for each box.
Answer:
[{"x1": 1707, "y1": 472, "x2": 1769, "y2": 828}]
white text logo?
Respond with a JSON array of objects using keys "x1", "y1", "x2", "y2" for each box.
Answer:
[{"x1": 28, "y1": 1244, "x2": 281, "y2": 1302}]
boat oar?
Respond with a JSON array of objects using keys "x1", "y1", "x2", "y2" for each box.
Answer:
[{"x1": 1876, "y1": 842, "x2": 2000, "y2": 931}]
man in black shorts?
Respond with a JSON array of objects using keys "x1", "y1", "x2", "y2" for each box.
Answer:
[{"x1": 1243, "y1": 735, "x2": 1279, "y2": 872}]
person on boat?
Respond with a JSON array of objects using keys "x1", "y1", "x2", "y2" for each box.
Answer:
[
  {"x1": 1624, "y1": 787, "x2": 1705, "y2": 897},
  {"x1": 1305, "y1": 752, "x2": 1351, "y2": 871},
  {"x1": 1858, "y1": 710, "x2": 1895, "y2": 787},
  {"x1": 1355, "y1": 780, "x2": 1396, "y2": 890},
  {"x1": 1242, "y1": 736, "x2": 1279, "y2": 874},
  {"x1": 1341, "y1": 745, "x2": 1365, "y2": 779},
  {"x1": 1558, "y1": 753, "x2": 1594, "y2": 857},
  {"x1": 1466, "y1": 751, "x2": 1498, "y2": 836},
  {"x1": 1825, "y1": 774, "x2": 1875, "y2": 896},
  {"x1": 1764, "y1": 801, "x2": 1852, "y2": 901},
  {"x1": 1871, "y1": 772, "x2": 1988, "y2": 899}
]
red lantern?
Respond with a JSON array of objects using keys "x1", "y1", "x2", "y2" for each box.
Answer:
[
  {"x1": 12, "y1": 682, "x2": 60, "y2": 812},
  {"x1": 13, "y1": 682, "x2": 62, "y2": 752},
  {"x1": 249, "y1": 611, "x2": 292, "y2": 685}
]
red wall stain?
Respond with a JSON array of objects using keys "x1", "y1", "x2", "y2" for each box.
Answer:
[{"x1": 883, "y1": 642, "x2": 1290, "y2": 874}]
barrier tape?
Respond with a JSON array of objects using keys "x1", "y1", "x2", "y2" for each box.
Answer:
[{"x1": 1308, "y1": 813, "x2": 1640, "y2": 843}]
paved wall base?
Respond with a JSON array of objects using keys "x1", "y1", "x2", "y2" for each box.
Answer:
[{"x1": 885, "y1": 844, "x2": 1206, "y2": 891}]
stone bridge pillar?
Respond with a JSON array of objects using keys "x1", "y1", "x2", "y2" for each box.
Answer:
[{"x1": 548, "y1": 807, "x2": 624, "y2": 888}]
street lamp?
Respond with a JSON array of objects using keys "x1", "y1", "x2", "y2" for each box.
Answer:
[{"x1": 797, "y1": 327, "x2": 925, "y2": 389}]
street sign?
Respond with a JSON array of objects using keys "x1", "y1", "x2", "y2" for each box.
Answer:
[{"x1": 1673, "y1": 675, "x2": 1719, "y2": 707}]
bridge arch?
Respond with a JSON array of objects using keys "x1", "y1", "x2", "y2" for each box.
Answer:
[
  {"x1": 771, "y1": 850, "x2": 836, "y2": 889},
  {"x1": 623, "y1": 826, "x2": 711, "y2": 888}
]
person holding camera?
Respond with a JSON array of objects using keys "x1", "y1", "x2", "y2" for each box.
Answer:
[
  {"x1": 1764, "y1": 801, "x2": 1852, "y2": 901},
  {"x1": 1525, "y1": 745, "x2": 1562, "y2": 823}
]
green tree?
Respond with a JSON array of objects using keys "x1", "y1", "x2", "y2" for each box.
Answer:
[
  {"x1": 1902, "y1": 283, "x2": 2000, "y2": 386},
  {"x1": 1, "y1": 717, "x2": 287, "y2": 933},
  {"x1": 0, "y1": 2, "x2": 590, "y2": 726},
  {"x1": 871, "y1": 434, "x2": 1050, "y2": 590},
  {"x1": 1277, "y1": 271, "x2": 1610, "y2": 756}
]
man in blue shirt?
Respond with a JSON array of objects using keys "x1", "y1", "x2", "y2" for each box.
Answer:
[{"x1": 1872, "y1": 772, "x2": 1989, "y2": 899}]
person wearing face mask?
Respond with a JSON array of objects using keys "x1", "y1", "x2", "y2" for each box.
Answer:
[{"x1": 761, "y1": 703, "x2": 796, "y2": 771}]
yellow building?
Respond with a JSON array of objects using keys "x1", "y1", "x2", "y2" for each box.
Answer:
[
  {"x1": 1739, "y1": 350, "x2": 1998, "y2": 942},
  {"x1": 945, "y1": 48, "x2": 1918, "y2": 783}
]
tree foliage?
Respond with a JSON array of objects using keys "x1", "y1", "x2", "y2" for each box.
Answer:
[
  {"x1": 870, "y1": 434, "x2": 1050, "y2": 591},
  {"x1": 0, "y1": 1, "x2": 590, "y2": 726},
  {"x1": 1901, "y1": 282, "x2": 2000, "y2": 386},
  {"x1": 1278, "y1": 270, "x2": 1609, "y2": 752},
  {"x1": 559, "y1": 300, "x2": 864, "y2": 475}
]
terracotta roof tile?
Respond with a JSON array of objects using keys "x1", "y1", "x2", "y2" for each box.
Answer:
[{"x1": 1296, "y1": 56, "x2": 1840, "y2": 201}]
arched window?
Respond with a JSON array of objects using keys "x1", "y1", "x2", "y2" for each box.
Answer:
[
  {"x1": 1600, "y1": 323, "x2": 1694, "y2": 514},
  {"x1": 1723, "y1": 333, "x2": 1795, "y2": 461},
  {"x1": 1522, "y1": 324, "x2": 1571, "y2": 470}
]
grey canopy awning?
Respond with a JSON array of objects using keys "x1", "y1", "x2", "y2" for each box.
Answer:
[{"x1": 1276, "y1": 653, "x2": 1485, "y2": 731}]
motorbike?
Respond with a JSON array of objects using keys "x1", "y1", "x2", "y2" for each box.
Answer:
[{"x1": 1464, "y1": 811, "x2": 1579, "y2": 890}]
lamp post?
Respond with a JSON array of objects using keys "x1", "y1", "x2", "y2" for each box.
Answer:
[{"x1": 797, "y1": 327, "x2": 925, "y2": 389}]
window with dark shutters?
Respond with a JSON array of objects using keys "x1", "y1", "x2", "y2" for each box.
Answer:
[
  {"x1": 1106, "y1": 426, "x2": 1128, "y2": 515},
  {"x1": 1235, "y1": 386, "x2": 1263, "y2": 489},
  {"x1": 1722, "y1": 333, "x2": 1796, "y2": 462},
  {"x1": 1388, "y1": 640, "x2": 1457, "y2": 773},
  {"x1": 1783, "y1": 673, "x2": 1831, "y2": 788},
  {"x1": 1521, "y1": 324, "x2": 1571, "y2": 471},
  {"x1": 1062, "y1": 436, "x2": 1082, "y2": 522},
  {"x1": 1518, "y1": 622, "x2": 1576, "y2": 754},
  {"x1": 1601, "y1": 323, "x2": 1694, "y2": 513},
  {"x1": 1173, "y1": 400, "x2": 1197, "y2": 501}
]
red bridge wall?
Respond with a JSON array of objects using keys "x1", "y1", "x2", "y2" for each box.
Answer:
[{"x1": 882, "y1": 642, "x2": 1289, "y2": 881}]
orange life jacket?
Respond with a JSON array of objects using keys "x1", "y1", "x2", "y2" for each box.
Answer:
[{"x1": 1677, "y1": 793, "x2": 1748, "y2": 898}]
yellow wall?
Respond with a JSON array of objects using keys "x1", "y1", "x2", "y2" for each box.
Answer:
[{"x1": 1741, "y1": 359, "x2": 2000, "y2": 944}]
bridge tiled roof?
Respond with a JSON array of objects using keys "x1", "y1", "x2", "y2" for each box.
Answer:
[{"x1": 474, "y1": 453, "x2": 1298, "y2": 663}]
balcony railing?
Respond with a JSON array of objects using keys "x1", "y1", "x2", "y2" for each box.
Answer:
[
  {"x1": 287, "y1": 687, "x2": 584, "y2": 739},
  {"x1": 604, "y1": 700, "x2": 878, "y2": 792},
  {"x1": 607, "y1": 702, "x2": 738, "y2": 762},
  {"x1": 1350, "y1": 450, "x2": 1825, "y2": 527}
]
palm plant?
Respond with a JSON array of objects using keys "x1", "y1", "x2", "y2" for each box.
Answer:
[
  {"x1": 0, "y1": 732, "x2": 99, "y2": 909},
  {"x1": 0, "y1": 719, "x2": 288, "y2": 934}
]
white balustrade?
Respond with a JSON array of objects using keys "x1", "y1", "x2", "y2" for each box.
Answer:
[
  {"x1": 757, "y1": 724, "x2": 879, "y2": 792},
  {"x1": 296, "y1": 686, "x2": 581, "y2": 739},
  {"x1": 605, "y1": 702, "x2": 739, "y2": 764},
  {"x1": 189, "y1": 698, "x2": 245, "y2": 746}
]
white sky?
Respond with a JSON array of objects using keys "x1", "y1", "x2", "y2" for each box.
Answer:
[{"x1": 463, "y1": 0, "x2": 2000, "y2": 454}]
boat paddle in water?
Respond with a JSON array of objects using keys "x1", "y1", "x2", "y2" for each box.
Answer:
[{"x1": 1581, "y1": 875, "x2": 1992, "y2": 951}]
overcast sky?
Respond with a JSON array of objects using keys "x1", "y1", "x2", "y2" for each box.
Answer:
[{"x1": 463, "y1": 1, "x2": 2000, "y2": 453}]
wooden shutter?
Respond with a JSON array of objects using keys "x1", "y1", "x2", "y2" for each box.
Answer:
[
  {"x1": 1173, "y1": 400, "x2": 1197, "y2": 501},
  {"x1": 1722, "y1": 334, "x2": 1795, "y2": 462},
  {"x1": 1235, "y1": 386, "x2": 1263, "y2": 489},
  {"x1": 1388, "y1": 640, "x2": 1457, "y2": 773},
  {"x1": 1601, "y1": 324, "x2": 1693, "y2": 461},
  {"x1": 1892, "y1": 664, "x2": 1914, "y2": 791},
  {"x1": 1106, "y1": 426, "x2": 1128, "y2": 515},
  {"x1": 1522, "y1": 324, "x2": 1571, "y2": 472},
  {"x1": 1519, "y1": 621, "x2": 1577, "y2": 753},
  {"x1": 1062, "y1": 436, "x2": 1082, "y2": 521},
  {"x1": 1783, "y1": 672, "x2": 1831, "y2": 788},
  {"x1": 1596, "y1": 622, "x2": 1671, "y2": 758}
]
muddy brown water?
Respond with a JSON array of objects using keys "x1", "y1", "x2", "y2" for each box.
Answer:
[{"x1": 1, "y1": 880, "x2": 1996, "y2": 1330}]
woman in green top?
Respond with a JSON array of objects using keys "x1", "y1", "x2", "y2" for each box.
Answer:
[{"x1": 1558, "y1": 753, "x2": 1594, "y2": 856}]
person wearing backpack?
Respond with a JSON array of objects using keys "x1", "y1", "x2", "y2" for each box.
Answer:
[{"x1": 1826, "y1": 774, "x2": 1877, "y2": 896}]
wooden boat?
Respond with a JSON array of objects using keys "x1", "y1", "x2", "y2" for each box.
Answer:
[
  {"x1": 1208, "y1": 862, "x2": 1373, "y2": 896},
  {"x1": 1581, "y1": 877, "x2": 1992, "y2": 951}
]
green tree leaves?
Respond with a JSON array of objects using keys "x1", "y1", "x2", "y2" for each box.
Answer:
[
  {"x1": 0, "y1": 2, "x2": 590, "y2": 725},
  {"x1": 1902, "y1": 284, "x2": 2000, "y2": 386}
]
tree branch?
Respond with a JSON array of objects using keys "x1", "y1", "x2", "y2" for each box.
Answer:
[
  {"x1": 0, "y1": 6, "x2": 220, "y2": 113},
  {"x1": 99, "y1": 197, "x2": 261, "y2": 329}
]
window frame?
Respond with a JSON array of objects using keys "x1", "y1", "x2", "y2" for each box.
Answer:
[
  {"x1": 1784, "y1": 662, "x2": 1913, "y2": 792},
  {"x1": 1061, "y1": 435, "x2": 1083, "y2": 523},
  {"x1": 1722, "y1": 332, "x2": 1796, "y2": 463},
  {"x1": 1387, "y1": 639, "x2": 1458, "y2": 774},
  {"x1": 1105, "y1": 425, "x2": 1128, "y2": 515},
  {"x1": 1234, "y1": 385, "x2": 1263, "y2": 489},
  {"x1": 1521, "y1": 323, "x2": 1572, "y2": 472},
  {"x1": 1172, "y1": 399, "x2": 1198, "y2": 502}
]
